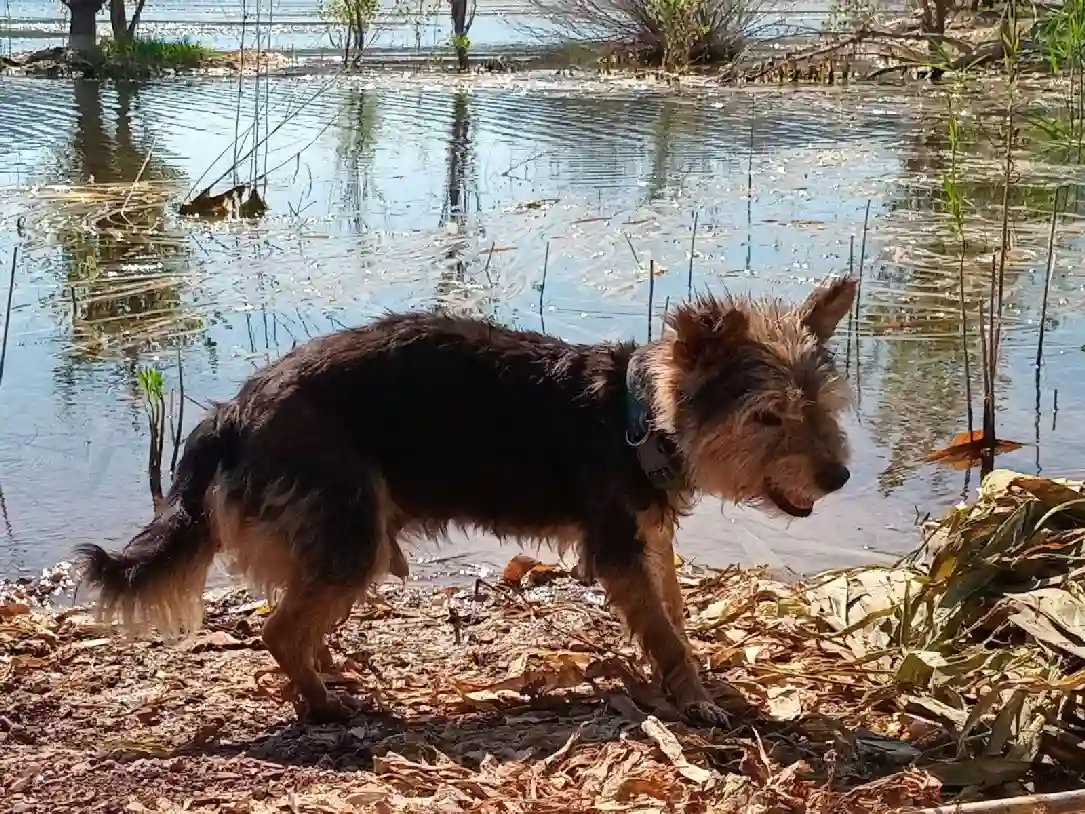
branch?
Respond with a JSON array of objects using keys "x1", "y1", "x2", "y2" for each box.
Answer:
[{"x1": 127, "y1": 0, "x2": 149, "y2": 37}]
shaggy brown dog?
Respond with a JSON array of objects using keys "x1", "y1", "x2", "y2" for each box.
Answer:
[{"x1": 76, "y1": 277, "x2": 856, "y2": 726}]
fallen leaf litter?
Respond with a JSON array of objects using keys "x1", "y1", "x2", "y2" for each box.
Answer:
[{"x1": 3, "y1": 469, "x2": 1085, "y2": 813}]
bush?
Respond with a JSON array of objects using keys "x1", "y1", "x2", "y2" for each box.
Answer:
[
  {"x1": 524, "y1": 0, "x2": 762, "y2": 68},
  {"x1": 96, "y1": 36, "x2": 210, "y2": 75},
  {"x1": 318, "y1": 0, "x2": 380, "y2": 64}
]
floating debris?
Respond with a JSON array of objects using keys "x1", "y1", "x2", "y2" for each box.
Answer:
[{"x1": 179, "y1": 183, "x2": 268, "y2": 220}]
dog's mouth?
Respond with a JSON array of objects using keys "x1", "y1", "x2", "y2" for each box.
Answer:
[{"x1": 763, "y1": 480, "x2": 815, "y2": 518}]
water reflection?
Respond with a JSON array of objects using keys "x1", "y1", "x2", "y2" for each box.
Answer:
[
  {"x1": 437, "y1": 91, "x2": 483, "y2": 315},
  {"x1": 335, "y1": 88, "x2": 382, "y2": 234},
  {"x1": 44, "y1": 80, "x2": 202, "y2": 392},
  {"x1": 1, "y1": 78, "x2": 1084, "y2": 580},
  {"x1": 862, "y1": 95, "x2": 1085, "y2": 497}
]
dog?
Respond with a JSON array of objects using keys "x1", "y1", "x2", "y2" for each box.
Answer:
[{"x1": 75, "y1": 276, "x2": 856, "y2": 726}]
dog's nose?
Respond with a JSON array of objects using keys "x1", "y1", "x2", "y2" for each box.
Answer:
[{"x1": 816, "y1": 463, "x2": 850, "y2": 493}]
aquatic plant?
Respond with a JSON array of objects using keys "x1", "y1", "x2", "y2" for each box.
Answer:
[
  {"x1": 94, "y1": 36, "x2": 210, "y2": 76},
  {"x1": 135, "y1": 357, "x2": 184, "y2": 514},
  {"x1": 1032, "y1": 0, "x2": 1085, "y2": 164}
]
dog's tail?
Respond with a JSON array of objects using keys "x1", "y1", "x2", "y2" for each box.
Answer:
[{"x1": 75, "y1": 413, "x2": 232, "y2": 635}]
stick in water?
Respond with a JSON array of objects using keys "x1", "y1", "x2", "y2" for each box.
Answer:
[{"x1": 0, "y1": 244, "x2": 16, "y2": 391}]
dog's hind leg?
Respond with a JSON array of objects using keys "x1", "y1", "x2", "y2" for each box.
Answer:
[
  {"x1": 262, "y1": 581, "x2": 358, "y2": 721},
  {"x1": 231, "y1": 419, "x2": 397, "y2": 720},
  {"x1": 588, "y1": 512, "x2": 727, "y2": 728}
]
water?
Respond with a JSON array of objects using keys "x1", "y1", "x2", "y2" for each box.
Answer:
[{"x1": 0, "y1": 72, "x2": 1083, "y2": 585}]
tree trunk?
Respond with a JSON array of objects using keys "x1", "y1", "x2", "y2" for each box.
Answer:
[
  {"x1": 65, "y1": 0, "x2": 105, "y2": 54},
  {"x1": 449, "y1": 0, "x2": 469, "y2": 71},
  {"x1": 109, "y1": 0, "x2": 127, "y2": 42}
]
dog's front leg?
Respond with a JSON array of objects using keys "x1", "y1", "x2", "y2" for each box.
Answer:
[
  {"x1": 636, "y1": 513, "x2": 689, "y2": 639},
  {"x1": 590, "y1": 518, "x2": 728, "y2": 727}
]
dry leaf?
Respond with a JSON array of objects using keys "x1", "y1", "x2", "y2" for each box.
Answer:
[
  {"x1": 502, "y1": 554, "x2": 541, "y2": 585},
  {"x1": 0, "y1": 602, "x2": 30, "y2": 620},
  {"x1": 766, "y1": 686, "x2": 802, "y2": 720},
  {"x1": 924, "y1": 430, "x2": 1024, "y2": 470},
  {"x1": 640, "y1": 716, "x2": 712, "y2": 785}
]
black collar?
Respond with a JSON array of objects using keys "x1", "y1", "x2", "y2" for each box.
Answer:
[{"x1": 625, "y1": 348, "x2": 686, "y2": 492}]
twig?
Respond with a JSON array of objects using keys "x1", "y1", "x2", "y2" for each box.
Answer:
[
  {"x1": 188, "y1": 64, "x2": 351, "y2": 203},
  {"x1": 687, "y1": 210, "x2": 698, "y2": 300},
  {"x1": 481, "y1": 242, "x2": 496, "y2": 288},
  {"x1": 252, "y1": 0, "x2": 263, "y2": 184},
  {"x1": 0, "y1": 244, "x2": 15, "y2": 390},
  {"x1": 918, "y1": 786, "x2": 1085, "y2": 813},
  {"x1": 233, "y1": 0, "x2": 248, "y2": 187},
  {"x1": 263, "y1": 0, "x2": 273, "y2": 192},
  {"x1": 851, "y1": 201, "x2": 870, "y2": 408},
  {"x1": 539, "y1": 239, "x2": 549, "y2": 330},
  {"x1": 845, "y1": 234, "x2": 855, "y2": 377},
  {"x1": 121, "y1": 136, "x2": 156, "y2": 219},
  {"x1": 980, "y1": 1, "x2": 1020, "y2": 478},
  {"x1": 745, "y1": 110, "x2": 754, "y2": 274},
  {"x1": 623, "y1": 232, "x2": 640, "y2": 268},
  {"x1": 980, "y1": 257, "x2": 997, "y2": 479},
  {"x1": 170, "y1": 349, "x2": 185, "y2": 479},
  {"x1": 1036, "y1": 186, "x2": 1061, "y2": 369},
  {"x1": 855, "y1": 198, "x2": 871, "y2": 320},
  {"x1": 647, "y1": 259, "x2": 656, "y2": 342}
]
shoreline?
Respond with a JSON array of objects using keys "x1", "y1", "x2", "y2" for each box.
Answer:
[
  {"x1": 0, "y1": 11, "x2": 1055, "y2": 84},
  {"x1": 3, "y1": 468, "x2": 1085, "y2": 811}
]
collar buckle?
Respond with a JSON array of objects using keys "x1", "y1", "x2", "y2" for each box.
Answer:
[{"x1": 625, "y1": 350, "x2": 685, "y2": 492}]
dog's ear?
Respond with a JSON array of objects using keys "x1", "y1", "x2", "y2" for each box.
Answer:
[
  {"x1": 667, "y1": 297, "x2": 748, "y2": 368},
  {"x1": 802, "y1": 278, "x2": 857, "y2": 343}
]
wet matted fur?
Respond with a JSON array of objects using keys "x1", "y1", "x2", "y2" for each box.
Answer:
[{"x1": 76, "y1": 277, "x2": 857, "y2": 726}]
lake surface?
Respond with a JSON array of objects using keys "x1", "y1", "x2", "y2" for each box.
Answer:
[{"x1": 0, "y1": 71, "x2": 1083, "y2": 585}]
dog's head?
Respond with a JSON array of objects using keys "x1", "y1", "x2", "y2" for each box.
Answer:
[{"x1": 649, "y1": 278, "x2": 856, "y2": 517}]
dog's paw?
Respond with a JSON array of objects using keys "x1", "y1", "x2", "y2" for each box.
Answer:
[
  {"x1": 680, "y1": 700, "x2": 730, "y2": 728},
  {"x1": 304, "y1": 693, "x2": 364, "y2": 723}
]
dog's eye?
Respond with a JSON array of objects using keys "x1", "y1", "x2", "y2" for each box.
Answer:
[{"x1": 754, "y1": 411, "x2": 782, "y2": 427}]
